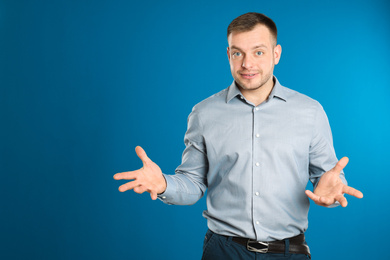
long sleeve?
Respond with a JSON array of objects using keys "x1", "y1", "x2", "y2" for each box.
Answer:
[
  {"x1": 158, "y1": 107, "x2": 208, "y2": 205},
  {"x1": 308, "y1": 103, "x2": 347, "y2": 189}
]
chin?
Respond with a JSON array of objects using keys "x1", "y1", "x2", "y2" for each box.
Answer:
[
  {"x1": 237, "y1": 80, "x2": 262, "y2": 91},
  {"x1": 246, "y1": 84, "x2": 262, "y2": 91}
]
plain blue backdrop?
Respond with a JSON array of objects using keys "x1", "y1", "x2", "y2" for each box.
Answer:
[{"x1": 1, "y1": 0, "x2": 389, "y2": 259}]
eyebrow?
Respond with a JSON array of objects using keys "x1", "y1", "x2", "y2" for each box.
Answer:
[{"x1": 230, "y1": 44, "x2": 268, "y2": 51}]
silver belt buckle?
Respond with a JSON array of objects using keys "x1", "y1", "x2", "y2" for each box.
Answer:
[{"x1": 247, "y1": 240, "x2": 269, "y2": 253}]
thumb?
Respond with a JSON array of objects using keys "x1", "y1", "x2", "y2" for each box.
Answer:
[
  {"x1": 135, "y1": 146, "x2": 151, "y2": 164},
  {"x1": 150, "y1": 191, "x2": 158, "y2": 200},
  {"x1": 332, "y1": 156, "x2": 349, "y2": 173}
]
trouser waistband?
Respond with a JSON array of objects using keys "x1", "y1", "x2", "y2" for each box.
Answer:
[{"x1": 227, "y1": 233, "x2": 311, "y2": 258}]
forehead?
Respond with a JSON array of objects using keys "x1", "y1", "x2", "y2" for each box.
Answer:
[{"x1": 228, "y1": 24, "x2": 273, "y2": 49}]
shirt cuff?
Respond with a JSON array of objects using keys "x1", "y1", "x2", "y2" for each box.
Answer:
[{"x1": 157, "y1": 174, "x2": 177, "y2": 203}]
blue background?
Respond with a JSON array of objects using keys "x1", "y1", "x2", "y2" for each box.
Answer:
[{"x1": 1, "y1": 0, "x2": 389, "y2": 259}]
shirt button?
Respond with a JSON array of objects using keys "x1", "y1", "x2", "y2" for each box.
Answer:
[
  {"x1": 256, "y1": 134, "x2": 260, "y2": 138},
  {"x1": 255, "y1": 192, "x2": 259, "y2": 196},
  {"x1": 162, "y1": 196, "x2": 166, "y2": 199},
  {"x1": 255, "y1": 107, "x2": 259, "y2": 111},
  {"x1": 256, "y1": 221, "x2": 260, "y2": 225},
  {"x1": 255, "y1": 162, "x2": 260, "y2": 167},
  {"x1": 240, "y1": 96, "x2": 244, "y2": 99}
]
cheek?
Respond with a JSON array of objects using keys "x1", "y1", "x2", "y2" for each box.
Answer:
[
  {"x1": 259, "y1": 58, "x2": 273, "y2": 68},
  {"x1": 231, "y1": 60, "x2": 242, "y2": 71}
]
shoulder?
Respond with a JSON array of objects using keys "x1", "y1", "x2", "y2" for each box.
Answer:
[
  {"x1": 282, "y1": 85, "x2": 323, "y2": 111},
  {"x1": 191, "y1": 88, "x2": 229, "y2": 114},
  {"x1": 277, "y1": 84, "x2": 328, "y2": 128},
  {"x1": 185, "y1": 88, "x2": 228, "y2": 130}
]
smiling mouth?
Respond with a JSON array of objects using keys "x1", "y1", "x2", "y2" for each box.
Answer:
[{"x1": 240, "y1": 73, "x2": 258, "y2": 79}]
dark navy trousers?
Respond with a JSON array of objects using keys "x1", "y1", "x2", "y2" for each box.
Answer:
[{"x1": 201, "y1": 230, "x2": 311, "y2": 260}]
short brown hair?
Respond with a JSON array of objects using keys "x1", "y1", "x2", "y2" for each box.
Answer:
[{"x1": 227, "y1": 12, "x2": 278, "y2": 45}]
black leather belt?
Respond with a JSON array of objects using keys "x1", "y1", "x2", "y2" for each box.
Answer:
[{"x1": 231, "y1": 233, "x2": 310, "y2": 257}]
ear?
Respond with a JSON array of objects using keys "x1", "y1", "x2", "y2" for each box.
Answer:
[
  {"x1": 274, "y1": 44, "x2": 282, "y2": 65},
  {"x1": 227, "y1": 47, "x2": 231, "y2": 62}
]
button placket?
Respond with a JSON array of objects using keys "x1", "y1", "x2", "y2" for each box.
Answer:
[{"x1": 252, "y1": 104, "x2": 263, "y2": 239}]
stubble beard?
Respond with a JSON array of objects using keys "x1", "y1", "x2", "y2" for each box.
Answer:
[{"x1": 235, "y1": 68, "x2": 274, "y2": 92}]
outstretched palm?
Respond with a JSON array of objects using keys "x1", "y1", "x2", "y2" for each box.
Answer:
[
  {"x1": 114, "y1": 146, "x2": 167, "y2": 200},
  {"x1": 305, "y1": 157, "x2": 363, "y2": 207}
]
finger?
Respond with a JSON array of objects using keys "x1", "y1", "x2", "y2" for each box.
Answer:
[
  {"x1": 118, "y1": 180, "x2": 139, "y2": 192},
  {"x1": 332, "y1": 157, "x2": 349, "y2": 173},
  {"x1": 113, "y1": 170, "x2": 139, "y2": 180},
  {"x1": 306, "y1": 190, "x2": 331, "y2": 206},
  {"x1": 150, "y1": 191, "x2": 158, "y2": 200},
  {"x1": 335, "y1": 194, "x2": 348, "y2": 207},
  {"x1": 135, "y1": 146, "x2": 151, "y2": 164},
  {"x1": 343, "y1": 185, "x2": 364, "y2": 199},
  {"x1": 134, "y1": 186, "x2": 147, "y2": 194},
  {"x1": 305, "y1": 190, "x2": 323, "y2": 204},
  {"x1": 318, "y1": 196, "x2": 334, "y2": 206}
]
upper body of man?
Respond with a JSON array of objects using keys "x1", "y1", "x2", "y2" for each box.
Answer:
[
  {"x1": 114, "y1": 12, "x2": 363, "y2": 242},
  {"x1": 156, "y1": 77, "x2": 345, "y2": 241}
]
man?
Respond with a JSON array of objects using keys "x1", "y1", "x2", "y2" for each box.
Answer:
[{"x1": 114, "y1": 12, "x2": 363, "y2": 260}]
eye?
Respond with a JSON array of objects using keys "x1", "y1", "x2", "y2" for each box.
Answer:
[
  {"x1": 232, "y1": 52, "x2": 242, "y2": 58},
  {"x1": 256, "y1": 51, "x2": 264, "y2": 56}
]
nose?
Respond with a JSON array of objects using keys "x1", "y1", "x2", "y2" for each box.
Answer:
[{"x1": 242, "y1": 55, "x2": 254, "y2": 69}]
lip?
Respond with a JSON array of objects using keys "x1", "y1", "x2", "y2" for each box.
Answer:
[{"x1": 240, "y1": 73, "x2": 258, "y2": 79}]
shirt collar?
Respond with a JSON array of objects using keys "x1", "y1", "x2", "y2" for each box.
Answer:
[
  {"x1": 226, "y1": 76, "x2": 288, "y2": 103},
  {"x1": 269, "y1": 77, "x2": 287, "y2": 102},
  {"x1": 226, "y1": 81, "x2": 243, "y2": 103}
]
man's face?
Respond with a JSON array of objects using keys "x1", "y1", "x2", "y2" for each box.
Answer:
[{"x1": 227, "y1": 24, "x2": 281, "y2": 91}]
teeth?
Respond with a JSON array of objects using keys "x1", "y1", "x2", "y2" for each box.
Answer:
[{"x1": 241, "y1": 73, "x2": 256, "y2": 77}]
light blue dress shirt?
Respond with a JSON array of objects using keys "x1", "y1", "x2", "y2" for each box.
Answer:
[{"x1": 159, "y1": 77, "x2": 346, "y2": 242}]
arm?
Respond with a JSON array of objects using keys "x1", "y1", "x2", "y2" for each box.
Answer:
[
  {"x1": 159, "y1": 140, "x2": 208, "y2": 205},
  {"x1": 114, "y1": 108, "x2": 208, "y2": 204},
  {"x1": 158, "y1": 107, "x2": 208, "y2": 205},
  {"x1": 306, "y1": 104, "x2": 363, "y2": 207}
]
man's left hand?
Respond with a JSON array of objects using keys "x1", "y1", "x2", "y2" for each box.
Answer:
[{"x1": 305, "y1": 157, "x2": 363, "y2": 207}]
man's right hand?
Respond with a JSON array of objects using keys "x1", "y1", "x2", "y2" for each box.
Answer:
[{"x1": 113, "y1": 146, "x2": 167, "y2": 200}]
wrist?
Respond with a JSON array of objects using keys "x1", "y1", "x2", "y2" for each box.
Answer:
[{"x1": 157, "y1": 175, "x2": 167, "y2": 195}]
